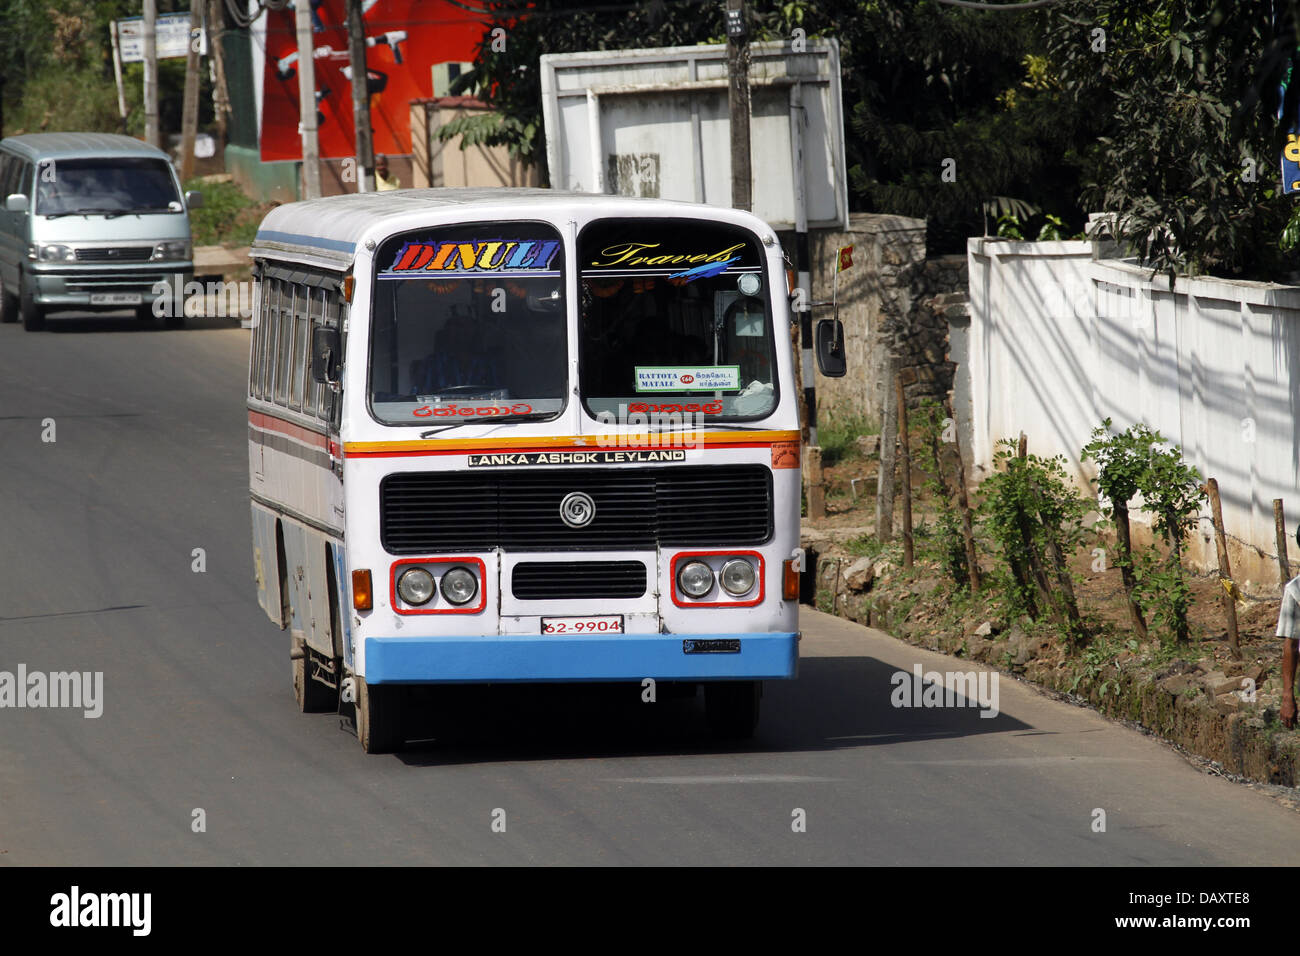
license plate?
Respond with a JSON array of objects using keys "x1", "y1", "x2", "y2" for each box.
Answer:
[
  {"x1": 90, "y1": 293, "x2": 143, "y2": 306},
  {"x1": 541, "y1": 615, "x2": 624, "y2": 635}
]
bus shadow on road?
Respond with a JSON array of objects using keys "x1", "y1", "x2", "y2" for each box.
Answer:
[{"x1": 389, "y1": 656, "x2": 1031, "y2": 766}]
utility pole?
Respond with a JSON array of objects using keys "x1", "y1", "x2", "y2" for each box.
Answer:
[
  {"x1": 346, "y1": 0, "x2": 375, "y2": 192},
  {"x1": 179, "y1": 3, "x2": 203, "y2": 182},
  {"x1": 296, "y1": 0, "x2": 321, "y2": 198},
  {"x1": 143, "y1": 0, "x2": 159, "y2": 148},
  {"x1": 208, "y1": 0, "x2": 231, "y2": 149},
  {"x1": 725, "y1": 0, "x2": 751, "y2": 211}
]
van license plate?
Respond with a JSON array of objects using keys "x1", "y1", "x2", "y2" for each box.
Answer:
[
  {"x1": 541, "y1": 616, "x2": 624, "y2": 635},
  {"x1": 90, "y1": 293, "x2": 143, "y2": 306}
]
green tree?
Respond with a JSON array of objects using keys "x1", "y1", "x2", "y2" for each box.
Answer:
[
  {"x1": 1046, "y1": 0, "x2": 1299, "y2": 280},
  {"x1": 837, "y1": 2, "x2": 1096, "y2": 253}
]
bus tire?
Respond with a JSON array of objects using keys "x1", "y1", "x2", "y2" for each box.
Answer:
[
  {"x1": 292, "y1": 642, "x2": 338, "y2": 713},
  {"x1": 704, "y1": 680, "x2": 761, "y2": 739},
  {"x1": 355, "y1": 676, "x2": 403, "y2": 754}
]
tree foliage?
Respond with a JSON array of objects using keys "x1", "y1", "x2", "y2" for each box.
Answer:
[
  {"x1": 838, "y1": 3, "x2": 1096, "y2": 253},
  {"x1": 1047, "y1": 0, "x2": 1300, "y2": 280}
]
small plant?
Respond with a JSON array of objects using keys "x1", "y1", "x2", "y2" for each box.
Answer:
[
  {"x1": 1036, "y1": 213, "x2": 1069, "y2": 241},
  {"x1": 996, "y1": 213, "x2": 1025, "y2": 239},
  {"x1": 977, "y1": 438, "x2": 1089, "y2": 640},
  {"x1": 915, "y1": 399, "x2": 970, "y2": 587},
  {"x1": 1082, "y1": 418, "x2": 1157, "y2": 639}
]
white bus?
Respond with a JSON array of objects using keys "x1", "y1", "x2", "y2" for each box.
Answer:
[{"x1": 247, "y1": 188, "x2": 844, "y2": 753}]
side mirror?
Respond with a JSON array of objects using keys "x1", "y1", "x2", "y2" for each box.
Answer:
[
  {"x1": 815, "y1": 318, "x2": 847, "y2": 378},
  {"x1": 185, "y1": 190, "x2": 203, "y2": 210},
  {"x1": 5, "y1": 193, "x2": 28, "y2": 213},
  {"x1": 311, "y1": 326, "x2": 342, "y2": 384}
]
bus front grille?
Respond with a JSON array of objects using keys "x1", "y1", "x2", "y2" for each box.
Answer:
[
  {"x1": 511, "y1": 561, "x2": 647, "y2": 600},
  {"x1": 380, "y1": 464, "x2": 772, "y2": 553}
]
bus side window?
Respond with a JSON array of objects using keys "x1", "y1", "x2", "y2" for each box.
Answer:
[
  {"x1": 250, "y1": 276, "x2": 269, "y2": 400},
  {"x1": 264, "y1": 278, "x2": 279, "y2": 403},
  {"x1": 290, "y1": 282, "x2": 309, "y2": 411},
  {"x1": 311, "y1": 290, "x2": 336, "y2": 422},
  {"x1": 274, "y1": 282, "x2": 293, "y2": 405},
  {"x1": 305, "y1": 287, "x2": 325, "y2": 419}
]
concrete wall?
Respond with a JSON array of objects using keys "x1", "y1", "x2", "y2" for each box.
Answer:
[
  {"x1": 412, "y1": 98, "x2": 540, "y2": 189},
  {"x1": 967, "y1": 236, "x2": 1300, "y2": 589}
]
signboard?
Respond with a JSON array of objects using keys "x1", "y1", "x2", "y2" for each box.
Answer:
[
  {"x1": 259, "y1": 0, "x2": 484, "y2": 162},
  {"x1": 115, "y1": 13, "x2": 206, "y2": 62},
  {"x1": 540, "y1": 39, "x2": 849, "y2": 230}
]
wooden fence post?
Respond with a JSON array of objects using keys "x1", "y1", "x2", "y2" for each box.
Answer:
[
  {"x1": 897, "y1": 374, "x2": 913, "y2": 568},
  {"x1": 1205, "y1": 478, "x2": 1241, "y2": 660},
  {"x1": 1275, "y1": 498, "x2": 1292, "y2": 587}
]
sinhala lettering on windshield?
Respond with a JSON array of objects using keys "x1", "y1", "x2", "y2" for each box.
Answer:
[{"x1": 634, "y1": 366, "x2": 741, "y2": 392}]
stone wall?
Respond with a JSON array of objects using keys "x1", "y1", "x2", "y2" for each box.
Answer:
[{"x1": 806, "y1": 215, "x2": 969, "y2": 425}]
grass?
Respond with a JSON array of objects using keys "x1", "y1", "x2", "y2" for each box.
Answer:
[
  {"x1": 185, "y1": 178, "x2": 263, "y2": 247},
  {"x1": 819, "y1": 408, "x2": 879, "y2": 467}
]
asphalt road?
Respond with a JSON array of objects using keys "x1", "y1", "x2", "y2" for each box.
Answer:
[{"x1": 2, "y1": 310, "x2": 1299, "y2": 866}]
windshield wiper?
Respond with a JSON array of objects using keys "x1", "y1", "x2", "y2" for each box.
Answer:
[
  {"x1": 419, "y1": 412, "x2": 554, "y2": 438},
  {"x1": 44, "y1": 207, "x2": 124, "y2": 219}
]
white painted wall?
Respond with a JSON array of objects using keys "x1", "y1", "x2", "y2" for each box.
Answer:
[{"x1": 966, "y1": 237, "x2": 1300, "y2": 590}]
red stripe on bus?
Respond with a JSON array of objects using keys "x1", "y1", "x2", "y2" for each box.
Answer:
[{"x1": 249, "y1": 410, "x2": 330, "y2": 450}]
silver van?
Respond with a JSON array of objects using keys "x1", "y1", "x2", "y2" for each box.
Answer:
[{"x1": 0, "y1": 132, "x2": 201, "y2": 331}]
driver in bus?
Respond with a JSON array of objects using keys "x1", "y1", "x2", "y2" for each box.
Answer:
[{"x1": 411, "y1": 321, "x2": 503, "y2": 395}]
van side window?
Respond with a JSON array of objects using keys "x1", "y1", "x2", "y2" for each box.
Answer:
[
  {"x1": 12, "y1": 161, "x2": 33, "y2": 198},
  {"x1": 0, "y1": 154, "x2": 15, "y2": 197}
]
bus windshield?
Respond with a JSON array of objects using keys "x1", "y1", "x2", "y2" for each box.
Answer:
[
  {"x1": 579, "y1": 218, "x2": 778, "y2": 422},
  {"x1": 369, "y1": 222, "x2": 568, "y2": 425},
  {"x1": 35, "y1": 157, "x2": 182, "y2": 215}
]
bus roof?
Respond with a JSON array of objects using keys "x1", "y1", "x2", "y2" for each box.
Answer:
[{"x1": 251, "y1": 188, "x2": 774, "y2": 271}]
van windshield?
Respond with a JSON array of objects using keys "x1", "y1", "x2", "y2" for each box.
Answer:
[
  {"x1": 369, "y1": 223, "x2": 568, "y2": 425},
  {"x1": 34, "y1": 157, "x2": 182, "y2": 216}
]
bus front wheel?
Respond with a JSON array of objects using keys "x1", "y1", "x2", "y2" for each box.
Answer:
[
  {"x1": 704, "y1": 680, "x2": 761, "y2": 739},
  {"x1": 355, "y1": 676, "x2": 404, "y2": 754}
]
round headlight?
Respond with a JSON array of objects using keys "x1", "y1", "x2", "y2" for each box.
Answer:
[
  {"x1": 720, "y1": 558, "x2": 757, "y2": 596},
  {"x1": 397, "y1": 567, "x2": 435, "y2": 605},
  {"x1": 677, "y1": 560, "x2": 715, "y2": 598},
  {"x1": 440, "y1": 566, "x2": 478, "y2": 606}
]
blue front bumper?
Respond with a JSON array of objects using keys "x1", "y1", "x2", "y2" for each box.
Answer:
[{"x1": 364, "y1": 632, "x2": 799, "y2": 684}]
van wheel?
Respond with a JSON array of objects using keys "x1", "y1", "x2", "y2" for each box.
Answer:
[
  {"x1": 20, "y1": 277, "x2": 43, "y2": 331},
  {"x1": 0, "y1": 275, "x2": 17, "y2": 323},
  {"x1": 355, "y1": 676, "x2": 404, "y2": 754},
  {"x1": 21, "y1": 298, "x2": 43, "y2": 331},
  {"x1": 292, "y1": 639, "x2": 339, "y2": 713},
  {"x1": 704, "y1": 680, "x2": 761, "y2": 739}
]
